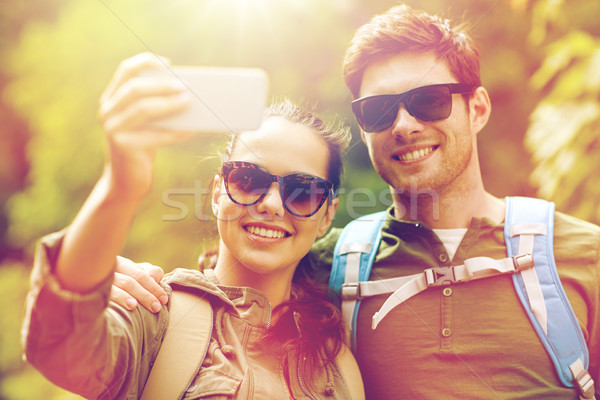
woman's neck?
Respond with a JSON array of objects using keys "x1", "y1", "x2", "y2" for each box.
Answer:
[{"x1": 213, "y1": 244, "x2": 295, "y2": 307}]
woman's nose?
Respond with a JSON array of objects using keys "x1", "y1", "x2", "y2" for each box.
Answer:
[{"x1": 253, "y1": 182, "x2": 285, "y2": 219}]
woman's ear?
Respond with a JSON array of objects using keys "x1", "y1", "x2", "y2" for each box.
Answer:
[
  {"x1": 211, "y1": 174, "x2": 221, "y2": 217},
  {"x1": 316, "y1": 197, "x2": 339, "y2": 238}
]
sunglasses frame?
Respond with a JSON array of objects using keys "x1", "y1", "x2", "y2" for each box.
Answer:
[
  {"x1": 220, "y1": 161, "x2": 334, "y2": 218},
  {"x1": 352, "y1": 83, "x2": 477, "y2": 132}
]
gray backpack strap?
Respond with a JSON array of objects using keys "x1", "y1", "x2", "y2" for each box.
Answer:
[{"x1": 141, "y1": 290, "x2": 213, "y2": 400}]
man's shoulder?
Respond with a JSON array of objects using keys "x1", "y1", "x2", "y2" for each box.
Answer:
[
  {"x1": 552, "y1": 210, "x2": 600, "y2": 263},
  {"x1": 294, "y1": 227, "x2": 343, "y2": 285},
  {"x1": 312, "y1": 227, "x2": 343, "y2": 254},
  {"x1": 554, "y1": 211, "x2": 600, "y2": 241},
  {"x1": 554, "y1": 210, "x2": 600, "y2": 236}
]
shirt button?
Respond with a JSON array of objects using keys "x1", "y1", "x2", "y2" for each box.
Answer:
[
  {"x1": 443, "y1": 287, "x2": 453, "y2": 296},
  {"x1": 442, "y1": 328, "x2": 452, "y2": 337},
  {"x1": 438, "y1": 253, "x2": 449, "y2": 263}
]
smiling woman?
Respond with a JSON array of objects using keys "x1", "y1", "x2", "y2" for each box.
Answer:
[
  {"x1": 20, "y1": 53, "x2": 364, "y2": 399},
  {"x1": 212, "y1": 106, "x2": 337, "y2": 301}
]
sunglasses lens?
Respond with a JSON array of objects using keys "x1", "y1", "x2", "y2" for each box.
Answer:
[
  {"x1": 222, "y1": 162, "x2": 331, "y2": 217},
  {"x1": 354, "y1": 96, "x2": 399, "y2": 133},
  {"x1": 407, "y1": 86, "x2": 452, "y2": 122},
  {"x1": 282, "y1": 175, "x2": 329, "y2": 217},
  {"x1": 226, "y1": 167, "x2": 271, "y2": 205},
  {"x1": 353, "y1": 85, "x2": 458, "y2": 132}
]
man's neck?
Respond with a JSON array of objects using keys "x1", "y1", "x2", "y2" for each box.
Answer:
[{"x1": 391, "y1": 186, "x2": 505, "y2": 229}]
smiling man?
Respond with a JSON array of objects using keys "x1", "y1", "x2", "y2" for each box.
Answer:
[{"x1": 304, "y1": 4, "x2": 599, "y2": 399}]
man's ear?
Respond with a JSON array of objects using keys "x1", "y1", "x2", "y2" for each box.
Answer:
[
  {"x1": 316, "y1": 197, "x2": 339, "y2": 238},
  {"x1": 469, "y1": 86, "x2": 491, "y2": 135},
  {"x1": 211, "y1": 174, "x2": 221, "y2": 217}
]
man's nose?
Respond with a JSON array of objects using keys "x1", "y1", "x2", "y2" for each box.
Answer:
[{"x1": 389, "y1": 105, "x2": 425, "y2": 138}]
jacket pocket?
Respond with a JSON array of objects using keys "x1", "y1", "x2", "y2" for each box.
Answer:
[
  {"x1": 182, "y1": 367, "x2": 242, "y2": 398},
  {"x1": 182, "y1": 339, "x2": 244, "y2": 399}
]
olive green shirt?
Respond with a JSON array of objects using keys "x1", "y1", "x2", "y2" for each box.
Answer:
[{"x1": 301, "y1": 207, "x2": 600, "y2": 399}]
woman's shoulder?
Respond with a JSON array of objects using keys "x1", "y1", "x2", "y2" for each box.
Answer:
[{"x1": 162, "y1": 268, "x2": 224, "y2": 298}]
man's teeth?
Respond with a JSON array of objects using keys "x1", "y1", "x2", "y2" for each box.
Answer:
[
  {"x1": 247, "y1": 225, "x2": 286, "y2": 239},
  {"x1": 397, "y1": 146, "x2": 434, "y2": 162}
]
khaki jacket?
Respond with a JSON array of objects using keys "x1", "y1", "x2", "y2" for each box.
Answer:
[{"x1": 22, "y1": 231, "x2": 358, "y2": 399}]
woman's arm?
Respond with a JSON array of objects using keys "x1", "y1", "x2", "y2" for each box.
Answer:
[
  {"x1": 56, "y1": 52, "x2": 194, "y2": 293},
  {"x1": 22, "y1": 52, "x2": 197, "y2": 397},
  {"x1": 22, "y1": 230, "x2": 172, "y2": 399}
]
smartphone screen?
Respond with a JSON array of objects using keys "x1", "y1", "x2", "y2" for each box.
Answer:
[{"x1": 142, "y1": 66, "x2": 268, "y2": 133}]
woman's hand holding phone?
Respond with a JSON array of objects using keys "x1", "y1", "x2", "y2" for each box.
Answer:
[
  {"x1": 98, "y1": 52, "x2": 196, "y2": 200},
  {"x1": 98, "y1": 52, "x2": 268, "y2": 201}
]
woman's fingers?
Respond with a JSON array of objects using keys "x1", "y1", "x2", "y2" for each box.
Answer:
[
  {"x1": 102, "y1": 89, "x2": 191, "y2": 135},
  {"x1": 100, "y1": 52, "x2": 170, "y2": 105},
  {"x1": 99, "y1": 53, "x2": 196, "y2": 149},
  {"x1": 98, "y1": 53, "x2": 199, "y2": 197}
]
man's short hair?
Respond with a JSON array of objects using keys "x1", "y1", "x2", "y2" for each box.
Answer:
[{"x1": 343, "y1": 4, "x2": 481, "y2": 99}]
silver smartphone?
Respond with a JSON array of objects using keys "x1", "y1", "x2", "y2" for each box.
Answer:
[{"x1": 142, "y1": 66, "x2": 268, "y2": 132}]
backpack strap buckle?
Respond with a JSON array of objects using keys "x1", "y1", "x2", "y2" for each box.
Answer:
[
  {"x1": 341, "y1": 283, "x2": 362, "y2": 301},
  {"x1": 570, "y1": 359, "x2": 596, "y2": 399},
  {"x1": 424, "y1": 266, "x2": 456, "y2": 286},
  {"x1": 512, "y1": 253, "x2": 534, "y2": 271}
]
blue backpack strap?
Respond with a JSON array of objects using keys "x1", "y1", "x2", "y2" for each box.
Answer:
[
  {"x1": 505, "y1": 196, "x2": 594, "y2": 399},
  {"x1": 329, "y1": 211, "x2": 386, "y2": 351}
]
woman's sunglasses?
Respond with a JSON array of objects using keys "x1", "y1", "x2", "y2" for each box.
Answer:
[
  {"x1": 220, "y1": 161, "x2": 334, "y2": 218},
  {"x1": 351, "y1": 83, "x2": 476, "y2": 133}
]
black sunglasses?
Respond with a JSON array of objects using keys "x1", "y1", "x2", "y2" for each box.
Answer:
[
  {"x1": 352, "y1": 83, "x2": 477, "y2": 133},
  {"x1": 221, "y1": 161, "x2": 334, "y2": 218}
]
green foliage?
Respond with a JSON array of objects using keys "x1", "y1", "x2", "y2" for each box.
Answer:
[{"x1": 524, "y1": 0, "x2": 600, "y2": 223}]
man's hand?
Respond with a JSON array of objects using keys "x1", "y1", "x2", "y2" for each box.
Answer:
[{"x1": 111, "y1": 256, "x2": 169, "y2": 313}]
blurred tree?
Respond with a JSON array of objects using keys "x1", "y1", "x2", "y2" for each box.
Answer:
[
  {"x1": 521, "y1": 0, "x2": 600, "y2": 224},
  {"x1": 0, "y1": 0, "x2": 67, "y2": 262}
]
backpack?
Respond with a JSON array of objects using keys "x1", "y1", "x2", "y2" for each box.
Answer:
[
  {"x1": 328, "y1": 196, "x2": 595, "y2": 400},
  {"x1": 140, "y1": 290, "x2": 213, "y2": 400}
]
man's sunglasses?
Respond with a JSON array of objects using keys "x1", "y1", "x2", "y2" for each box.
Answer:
[
  {"x1": 352, "y1": 83, "x2": 477, "y2": 133},
  {"x1": 221, "y1": 161, "x2": 334, "y2": 218}
]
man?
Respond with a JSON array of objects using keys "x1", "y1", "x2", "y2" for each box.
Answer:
[
  {"x1": 306, "y1": 4, "x2": 600, "y2": 399},
  {"x1": 115, "y1": 4, "x2": 599, "y2": 399}
]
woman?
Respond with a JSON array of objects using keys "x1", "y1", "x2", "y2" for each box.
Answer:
[{"x1": 21, "y1": 53, "x2": 364, "y2": 399}]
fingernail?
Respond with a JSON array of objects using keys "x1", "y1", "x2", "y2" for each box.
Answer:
[
  {"x1": 151, "y1": 301, "x2": 162, "y2": 313},
  {"x1": 159, "y1": 295, "x2": 169, "y2": 304},
  {"x1": 126, "y1": 298, "x2": 138, "y2": 309}
]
